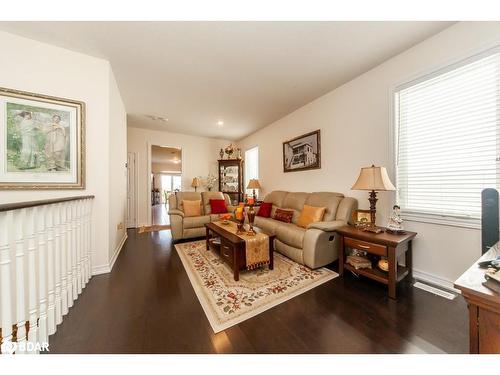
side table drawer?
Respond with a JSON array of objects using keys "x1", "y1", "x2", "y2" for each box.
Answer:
[
  {"x1": 220, "y1": 239, "x2": 234, "y2": 265},
  {"x1": 345, "y1": 237, "x2": 387, "y2": 257}
]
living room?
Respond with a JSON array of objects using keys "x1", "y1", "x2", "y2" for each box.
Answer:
[{"x1": 0, "y1": 0, "x2": 499, "y2": 371}]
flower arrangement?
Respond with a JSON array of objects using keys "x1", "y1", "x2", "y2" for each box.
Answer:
[
  {"x1": 224, "y1": 143, "x2": 236, "y2": 158},
  {"x1": 204, "y1": 173, "x2": 217, "y2": 191}
]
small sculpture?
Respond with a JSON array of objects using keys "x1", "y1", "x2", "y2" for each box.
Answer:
[
  {"x1": 224, "y1": 144, "x2": 236, "y2": 159},
  {"x1": 387, "y1": 205, "x2": 404, "y2": 233},
  {"x1": 219, "y1": 148, "x2": 224, "y2": 159}
]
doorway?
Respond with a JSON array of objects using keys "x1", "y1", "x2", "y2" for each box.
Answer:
[
  {"x1": 150, "y1": 145, "x2": 182, "y2": 227},
  {"x1": 126, "y1": 152, "x2": 137, "y2": 228}
]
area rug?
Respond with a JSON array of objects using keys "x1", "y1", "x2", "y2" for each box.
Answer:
[{"x1": 174, "y1": 240, "x2": 338, "y2": 333}]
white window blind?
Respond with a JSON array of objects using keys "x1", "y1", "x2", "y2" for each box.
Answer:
[
  {"x1": 395, "y1": 49, "x2": 500, "y2": 223},
  {"x1": 244, "y1": 147, "x2": 259, "y2": 195}
]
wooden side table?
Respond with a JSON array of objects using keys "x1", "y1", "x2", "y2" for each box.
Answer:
[{"x1": 336, "y1": 226, "x2": 417, "y2": 299}]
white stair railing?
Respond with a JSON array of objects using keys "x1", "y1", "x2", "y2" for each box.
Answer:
[{"x1": 0, "y1": 196, "x2": 94, "y2": 354}]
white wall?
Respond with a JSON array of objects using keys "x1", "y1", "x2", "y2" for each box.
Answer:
[
  {"x1": 0, "y1": 31, "x2": 127, "y2": 272},
  {"x1": 108, "y1": 68, "x2": 127, "y2": 261},
  {"x1": 127, "y1": 126, "x2": 228, "y2": 226},
  {"x1": 238, "y1": 22, "x2": 500, "y2": 288}
]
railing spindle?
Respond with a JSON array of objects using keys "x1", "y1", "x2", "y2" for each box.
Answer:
[
  {"x1": 13, "y1": 208, "x2": 27, "y2": 353},
  {"x1": 46, "y1": 204, "x2": 56, "y2": 335},
  {"x1": 0, "y1": 211, "x2": 13, "y2": 353},
  {"x1": 26, "y1": 207, "x2": 39, "y2": 353}
]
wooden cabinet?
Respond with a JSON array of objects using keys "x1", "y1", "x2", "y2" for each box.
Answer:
[
  {"x1": 218, "y1": 159, "x2": 244, "y2": 205},
  {"x1": 454, "y1": 246, "x2": 500, "y2": 354}
]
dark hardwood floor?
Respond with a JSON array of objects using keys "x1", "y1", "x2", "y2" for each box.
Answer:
[{"x1": 46, "y1": 229, "x2": 469, "y2": 353}]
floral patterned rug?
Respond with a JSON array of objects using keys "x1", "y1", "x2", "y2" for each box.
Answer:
[{"x1": 174, "y1": 240, "x2": 338, "y2": 333}]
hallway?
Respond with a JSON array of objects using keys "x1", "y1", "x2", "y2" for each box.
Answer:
[{"x1": 152, "y1": 203, "x2": 170, "y2": 226}]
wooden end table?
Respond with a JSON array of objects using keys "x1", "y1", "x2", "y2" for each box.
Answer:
[
  {"x1": 205, "y1": 222, "x2": 275, "y2": 281},
  {"x1": 336, "y1": 225, "x2": 417, "y2": 299}
]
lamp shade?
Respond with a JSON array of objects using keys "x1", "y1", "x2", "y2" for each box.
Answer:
[
  {"x1": 191, "y1": 177, "x2": 201, "y2": 188},
  {"x1": 351, "y1": 165, "x2": 396, "y2": 191},
  {"x1": 246, "y1": 179, "x2": 262, "y2": 190}
]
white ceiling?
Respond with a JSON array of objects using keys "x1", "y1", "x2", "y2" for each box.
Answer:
[{"x1": 0, "y1": 21, "x2": 453, "y2": 140}]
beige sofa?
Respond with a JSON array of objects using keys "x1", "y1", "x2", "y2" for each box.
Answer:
[
  {"x1": 168, "y1": 191, "x2": 236, "y2": 241},
  {"x1": 254, "y1": 191, "x2": 357, "y2": 269}
]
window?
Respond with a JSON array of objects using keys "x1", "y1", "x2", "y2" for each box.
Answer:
[
  {"x1": 395, "y1": 49, "x2": 500, "y2": 226},
  {"x1": 244, "y1": 147, "x2": 259, "y2": 195}
]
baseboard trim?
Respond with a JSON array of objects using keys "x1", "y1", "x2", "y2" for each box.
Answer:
[
  {"x1": 413, "y1": 269, "x2": 460, "y2": 294},
  {"x1": 91, "y1": 233, "x2": 128, "y2": 276}
]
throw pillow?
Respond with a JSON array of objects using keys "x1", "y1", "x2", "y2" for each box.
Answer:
[
  {"x1": 183, "y1": 200, "x2": 201, "y2": 217},
  {"x1": 297, "y1": 204, "x2": 326, "y2": 228},
  {"x1": 257, "y1": 202, "x2": 272, "y2": 218},
  {"x1": 209, "y1": 199, "x2": 228, "y2": 214},
  {"x1": 273, "y1": 208, "x2": 294, "y2": 223}
]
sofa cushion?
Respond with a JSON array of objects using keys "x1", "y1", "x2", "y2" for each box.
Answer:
[
  {"x1": 183, "y1": 215, "x2": 210, "y2": 229},
  {"x1": 297, "y1": 204, "x2": 326, "y2": 228},
  {"x1": 254, "y1": 216, "x2": 279, "y2": 235},
  {"x1": 282, "y1": 192, "x2": 309, "y2": 223},
  {"x1": 257, "y1": 202, "x2": 272, "y2": 217},
  {"x1": 209, "y1": 199, "x2": 228, "y2": 214},
  {"x1": 201, "y1": 191, "x2": 225, "y2": 215},
  {"x1": 183, "y1": 200, "x2": 202, "y2": 217},
  {"x1": 176, "y1": 192, "x2": 203, "y2": 212},
  {"x1": 273, "y1": 208, "x2": 294, "y2": 223},
  {"x1": 275, "y1": 222, "x2": 306, "y2": 249},
  {"x1": 306, "y1": 192, "x2": 344, "y2": 221},
  {"x1": 263, "y1": 191, "x2": 288, "y2": 208}
]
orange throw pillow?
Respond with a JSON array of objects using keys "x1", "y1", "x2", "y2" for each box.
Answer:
[
  {"x1": 297, "y1": 204, "x2": 326, "y2": 228},
  {"x1": 183, "y1": 200, "x2": 201, "y2": 217}
]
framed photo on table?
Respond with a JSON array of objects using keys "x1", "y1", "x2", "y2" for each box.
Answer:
[{"x1": 0, "y1": 87, "x2": 85, "y2": 189}]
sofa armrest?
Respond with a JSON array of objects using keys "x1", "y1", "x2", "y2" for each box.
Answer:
[
  {"x1": 168, "y1": 209, "x2": 184, "y2": 217},
  {"x1": 306, "y1": 220, "x2": 346, "y2": 232},
  {"x1": 227, "y1": 205, "x2": 237, "y2": 213}
]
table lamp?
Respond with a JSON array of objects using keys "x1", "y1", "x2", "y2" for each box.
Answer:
[
  {"x1": 351, "y1": 165, "x2": 396, "y2": 226},
  {"x1": 246, "y1": 179, "x2": 262, "y2": 200},
  {"x1": 191, "y1": 177, "x2": 201, "y2": 192}
]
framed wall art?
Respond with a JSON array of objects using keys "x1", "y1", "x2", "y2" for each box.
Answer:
[
  {"x1": 283, "y1": 129, "x2": 321, "y2": 173},
  {"x1": 0, "y1": 87, "x2": 85, "y2": 189}
]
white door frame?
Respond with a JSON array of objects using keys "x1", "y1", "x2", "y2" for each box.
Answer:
[
  {"x1": 147, "y1": 142, "x2": 183, "y2": 226},
  {"x1": 126, "y1": 151, "x2": 138, "y2": 228}
]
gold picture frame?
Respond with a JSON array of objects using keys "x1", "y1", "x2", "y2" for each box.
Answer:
[
  {"x1": 0, "y1": 87, "x2": 85, "y2": 189},
  {"x1": 352, "y1": 209, "x2": 372, "y2": 227}
]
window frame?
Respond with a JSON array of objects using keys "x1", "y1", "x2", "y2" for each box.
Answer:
[
  {"x1": 244, "y1": 146, "x2": 259, "y2": 196},
  {"x1": 391, "y1": 44, "x2": 500, "y2": 230}
]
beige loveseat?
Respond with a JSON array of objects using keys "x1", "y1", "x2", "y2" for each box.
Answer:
[
  {"x1": 255, "y1": 191, "x2": 357, "y2": 269},
  {"x1": 168, "y1": 191, "x2": 236, "y2": 241}
]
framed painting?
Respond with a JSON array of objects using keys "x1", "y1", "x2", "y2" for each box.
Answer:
[
  {"x1": 0, "y1": 87, "x2": 85, "y2": 189},
  {"x1": 283, "y1": 129, "x2": 321, "y2": 173}
]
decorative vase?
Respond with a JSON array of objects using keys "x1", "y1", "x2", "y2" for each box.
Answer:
[
  {"x1": 219, "y1": 148, "x2": 224, "y2": 159},
  {"x1": 247, "y1": 205, "x2": 256, "y2": 236}
]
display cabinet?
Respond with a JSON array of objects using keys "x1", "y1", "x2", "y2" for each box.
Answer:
[{"x1": 218, "y1": 159, "x2": 244, "y2": 205}]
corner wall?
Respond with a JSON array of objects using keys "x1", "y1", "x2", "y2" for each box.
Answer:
[
  {"x1": 237, "y1": 22, "x2": 500, "y2": 287},
  {"x1": 0, "y1": 30, "x2": 127, "y2": 273}
]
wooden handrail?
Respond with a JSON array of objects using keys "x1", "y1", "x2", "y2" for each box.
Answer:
[{"x1": 0, "y1": 195, "x2": 95, "y2": 212}]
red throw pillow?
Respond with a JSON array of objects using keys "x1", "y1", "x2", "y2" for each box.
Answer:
[
  {"x1": 273, "y1": 208, "x2": 294, "y2": 223},
  {"x1": 209, "y1": 199, "x2": 228, "y2": 214},
  {"x1": 257, "y1": 202, "x2": 272, "y2": 218}
]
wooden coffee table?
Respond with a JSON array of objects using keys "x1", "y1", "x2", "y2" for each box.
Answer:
[{"x1": 205, "y1": 222, "x2": 275, "y2": 281}]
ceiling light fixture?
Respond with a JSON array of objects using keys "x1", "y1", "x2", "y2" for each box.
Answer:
[
  {"x1": 217, "y1": 120, "x2": 224, "y2": 126},
  {"x1": 146, "y1": 114, "x2": 168, "y2": 122}
]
